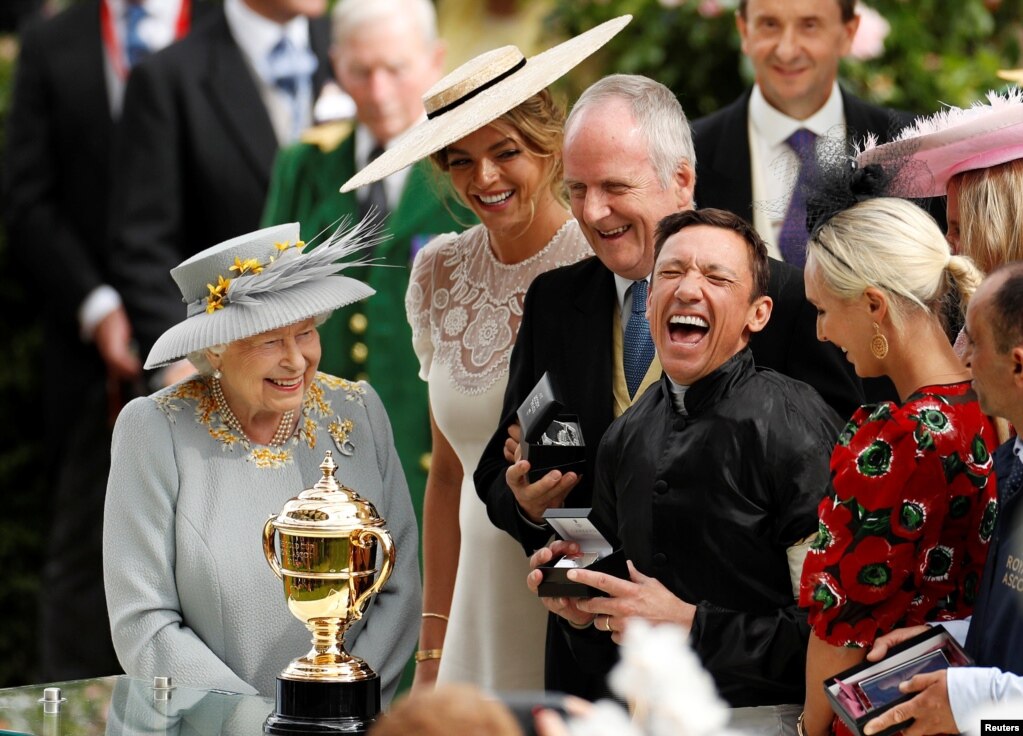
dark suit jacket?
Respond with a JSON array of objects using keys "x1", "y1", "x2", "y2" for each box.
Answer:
[
  {"x1": 692, "y1": 87, "x2": 925, "y2": 402},
  {"x1": 691, "y1": 87, "x2": 915, "y2": 224},
  {"x1": 2, "y1": 0, "x2": 211, "y2": 679},
  {"x1": 4, "y1": 0, "x2": 115, "y2": 411},
  {"x1": 109, "y1": 6, "x2": 331, "y2": 359},
  {"x1": 474, "y1": 257, "x2": 618, "y2": 555}
]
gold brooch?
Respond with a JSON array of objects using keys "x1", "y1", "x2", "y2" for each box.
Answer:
[{"x1": 328, "y1": 416, "x2": 355, "y2": 456}]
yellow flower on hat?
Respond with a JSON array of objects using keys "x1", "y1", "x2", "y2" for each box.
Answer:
[
  {"x1": 229, "y1": 257, "x2": 264, "y2": 276},
  {"x1": 205, "y1": 275, "x2": 231, "y2": 314}
]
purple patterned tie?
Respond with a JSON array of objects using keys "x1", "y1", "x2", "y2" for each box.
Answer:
[{"x1": 778, "y1": 128, "x2": 817, "y2": 268}]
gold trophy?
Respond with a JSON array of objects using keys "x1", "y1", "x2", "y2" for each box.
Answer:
[{"x1": 262, "y1": 451, "x2": 395, "y2": 735}]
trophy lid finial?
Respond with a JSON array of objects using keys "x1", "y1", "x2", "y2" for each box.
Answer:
[
  {"x1": 270, "y1": 451, "x2": 385, "y2": 533},
  {"x1": 313, "y1": 451, "x2": 341, "y2": 494}
]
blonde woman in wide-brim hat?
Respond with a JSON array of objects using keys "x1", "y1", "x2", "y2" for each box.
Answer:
[
  {"x1": 103, "y1": 222, "x2": 421, "y2": 701},
  {"x1": 343, "y1": 16, "x2": 630, "y2": 691}
]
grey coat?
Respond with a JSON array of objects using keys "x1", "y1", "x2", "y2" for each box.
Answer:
[{"x1": 104, "y1": 373, "x2": 421, "y2": 700}]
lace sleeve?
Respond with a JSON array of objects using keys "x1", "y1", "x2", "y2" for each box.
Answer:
[{"x1": 405, "y1": 232, "x2": 457, "y2": 381}]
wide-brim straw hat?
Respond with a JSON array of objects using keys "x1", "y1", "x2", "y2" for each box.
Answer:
[
  {"x1": 997, "y1": 68, "x2": 1023, "y2": 84},
  {"x1": 145, "y1": 222, "x2": 377, "y2": 369},
  {"x1": 856, "y1": 87, "x2": 1023, "y2": 198},
  {"x1": 339, "y1": 14, "x2": 632, "y2": 194}
]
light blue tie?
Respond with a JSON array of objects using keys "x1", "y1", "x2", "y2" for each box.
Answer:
[
  {"x1": 623, "y1": 280, "x2": 655, "y2": 398},
  {"x1": 124, "y1": 2, "x2": 150, "y2": 69},
  {"x1": 266, "y1": 36, "x2": 318, "y2": 141}
]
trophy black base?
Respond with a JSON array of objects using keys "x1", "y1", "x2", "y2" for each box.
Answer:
[{"x1": 264, "y1": 675, "x2": 381, "y2": 735}]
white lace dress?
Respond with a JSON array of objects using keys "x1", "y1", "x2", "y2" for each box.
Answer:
[{"x1": 406, "y1": 219, "x2": 592, "y2": 690}]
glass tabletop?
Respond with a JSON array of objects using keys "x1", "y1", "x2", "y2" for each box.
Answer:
[{"x1": 0, "y1": 676, "x2": 275, "y2": 736}]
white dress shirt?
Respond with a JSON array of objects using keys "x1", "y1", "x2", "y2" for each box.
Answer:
[
  {"x1": 613, "y1": 273, "x2": 651, "y2": 336},
  {"x1": 87, "y1": 0, "x2": 185, "y2": 340},
  {"x1": 747, "y1": 82, "x2": 846, "y2": 260},
  {"x1": 102, "y1": 0, "x2": 185, "y2": 115},
  {"x1": 224, "y1": 0, "x2": 313, "y2": 145}
]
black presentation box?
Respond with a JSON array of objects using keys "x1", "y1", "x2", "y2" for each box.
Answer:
[
  {"x1": 537, "y1": 508, "x2": 627, "y2": 598},
  {"x1": 517, "y1": 372, "x2": 586, "y2": 483}
]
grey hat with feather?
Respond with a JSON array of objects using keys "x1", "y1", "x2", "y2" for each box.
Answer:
[{"x1": 145, "y1": 221, "x2": 377, "y2": 369}]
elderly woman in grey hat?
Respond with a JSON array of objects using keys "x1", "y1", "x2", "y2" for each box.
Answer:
[{"x1": 103, "y1": 223, "x2": 421, "y2": 701}]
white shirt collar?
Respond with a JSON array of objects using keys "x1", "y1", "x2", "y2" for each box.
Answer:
[
  {"x1": 354, "y1": 124, "x2": 380, "y2": 169},
  {"x1": 749, "y1": 81, "x2": 846, "y2": 147},
  {"x1": 612, "y1": 273, "x2": 650, "y2": 319},
  {"x1": 106, "y1": 0, "x2": 184, "y2": 49},
  {"x1": 354, "y1": 113, "x2": 428, "y2": 169},
  {"x1": 224, "y1": 0, "x2": 310, "y2": 76},
  {"x1": 353, "y1": 117, "x2": 426, "y2": 209},
  {"x1": 667, "y1": 375, "x2": 689, "y2": 415}
]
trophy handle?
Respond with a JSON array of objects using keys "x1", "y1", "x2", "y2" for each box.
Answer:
[
  {"x1": 349, "y1": 527, "x2": 394, "y2": 621},
  {"x1": 262, "y1": 517, "x2": 284, "y2": 580}
]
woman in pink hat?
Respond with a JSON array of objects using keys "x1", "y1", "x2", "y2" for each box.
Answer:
[{"x1": 858, "y1": 87, "x2": 1023, "y2": 442}]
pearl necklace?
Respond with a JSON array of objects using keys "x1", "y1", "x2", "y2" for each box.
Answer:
[{"x1": 209, "y1": 376, "x2": 295, "y2": 447}]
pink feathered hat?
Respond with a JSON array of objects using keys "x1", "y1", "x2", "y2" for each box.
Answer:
[{"x1": 856, "y1": 87, "x2": 1023, "y2": 198}]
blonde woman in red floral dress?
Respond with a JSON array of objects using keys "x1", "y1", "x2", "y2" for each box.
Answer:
[{"x1": 798, "y1": 197, "x2": 999, "y2": 736}]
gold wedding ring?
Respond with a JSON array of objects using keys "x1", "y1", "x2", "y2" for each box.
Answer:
[{"x1": 602, "y1": 616, "x2": 613, "y2": 633}]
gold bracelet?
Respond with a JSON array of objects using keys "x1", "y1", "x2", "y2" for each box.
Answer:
[
  {"x1": 567, "y1": 617, "x2": 594, "y2": 630},
  {"x1": 414, "y1": 648, "x2": 443, "y2": 663},
  {"x1": 421, "y1": 612, "x2": 449, "y2": 622}
]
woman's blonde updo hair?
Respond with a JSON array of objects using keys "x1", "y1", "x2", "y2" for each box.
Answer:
[
  {"x1": 431, "y1": 88, "x2": 567, "y2": 207},
  {"x1": 808, "y1": 197, "x2": 982, "y2": 333},
  {"x1": 951, "y1": 158, "x2": 1023, "y2": 274}
]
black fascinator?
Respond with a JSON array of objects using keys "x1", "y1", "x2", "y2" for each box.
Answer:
[{"x1": 800, "y1": 131, "x2": 931, "y2": 240}]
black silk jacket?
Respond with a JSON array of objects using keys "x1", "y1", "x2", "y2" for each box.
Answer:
[{"x1": 576, "y1": 349, "x2": 844, "y2": 706}]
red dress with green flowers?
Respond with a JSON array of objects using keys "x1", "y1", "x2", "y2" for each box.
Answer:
[{"x1": 800, "y1": 382, "x2": 998, "y2": 649}]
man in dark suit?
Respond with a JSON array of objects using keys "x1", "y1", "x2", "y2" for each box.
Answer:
[
  {"x1": 473, "y1": 74, "x2": 862, "y2": 698},
  {"x1": 109, "y1": 0, "x2": 332, "y2": 385},
  {"x1": 2, "y1": 0, "x2": 202, "y2": 680},
  {"x1": 692, "y1": 0, "x2": 912, "y2": 265}
]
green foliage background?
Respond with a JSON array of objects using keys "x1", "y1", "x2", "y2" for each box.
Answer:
[
  {"x1": 548, "y1": 0, "x2": 1023, "y2": 117},
  {"x1": 0, "y1": 0, "x2": 1022, "y2": 689}
]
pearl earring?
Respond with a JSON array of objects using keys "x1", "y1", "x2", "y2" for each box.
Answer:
[{"x1": 213, "y1": 369, "x2": 223, "y2": 380}]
